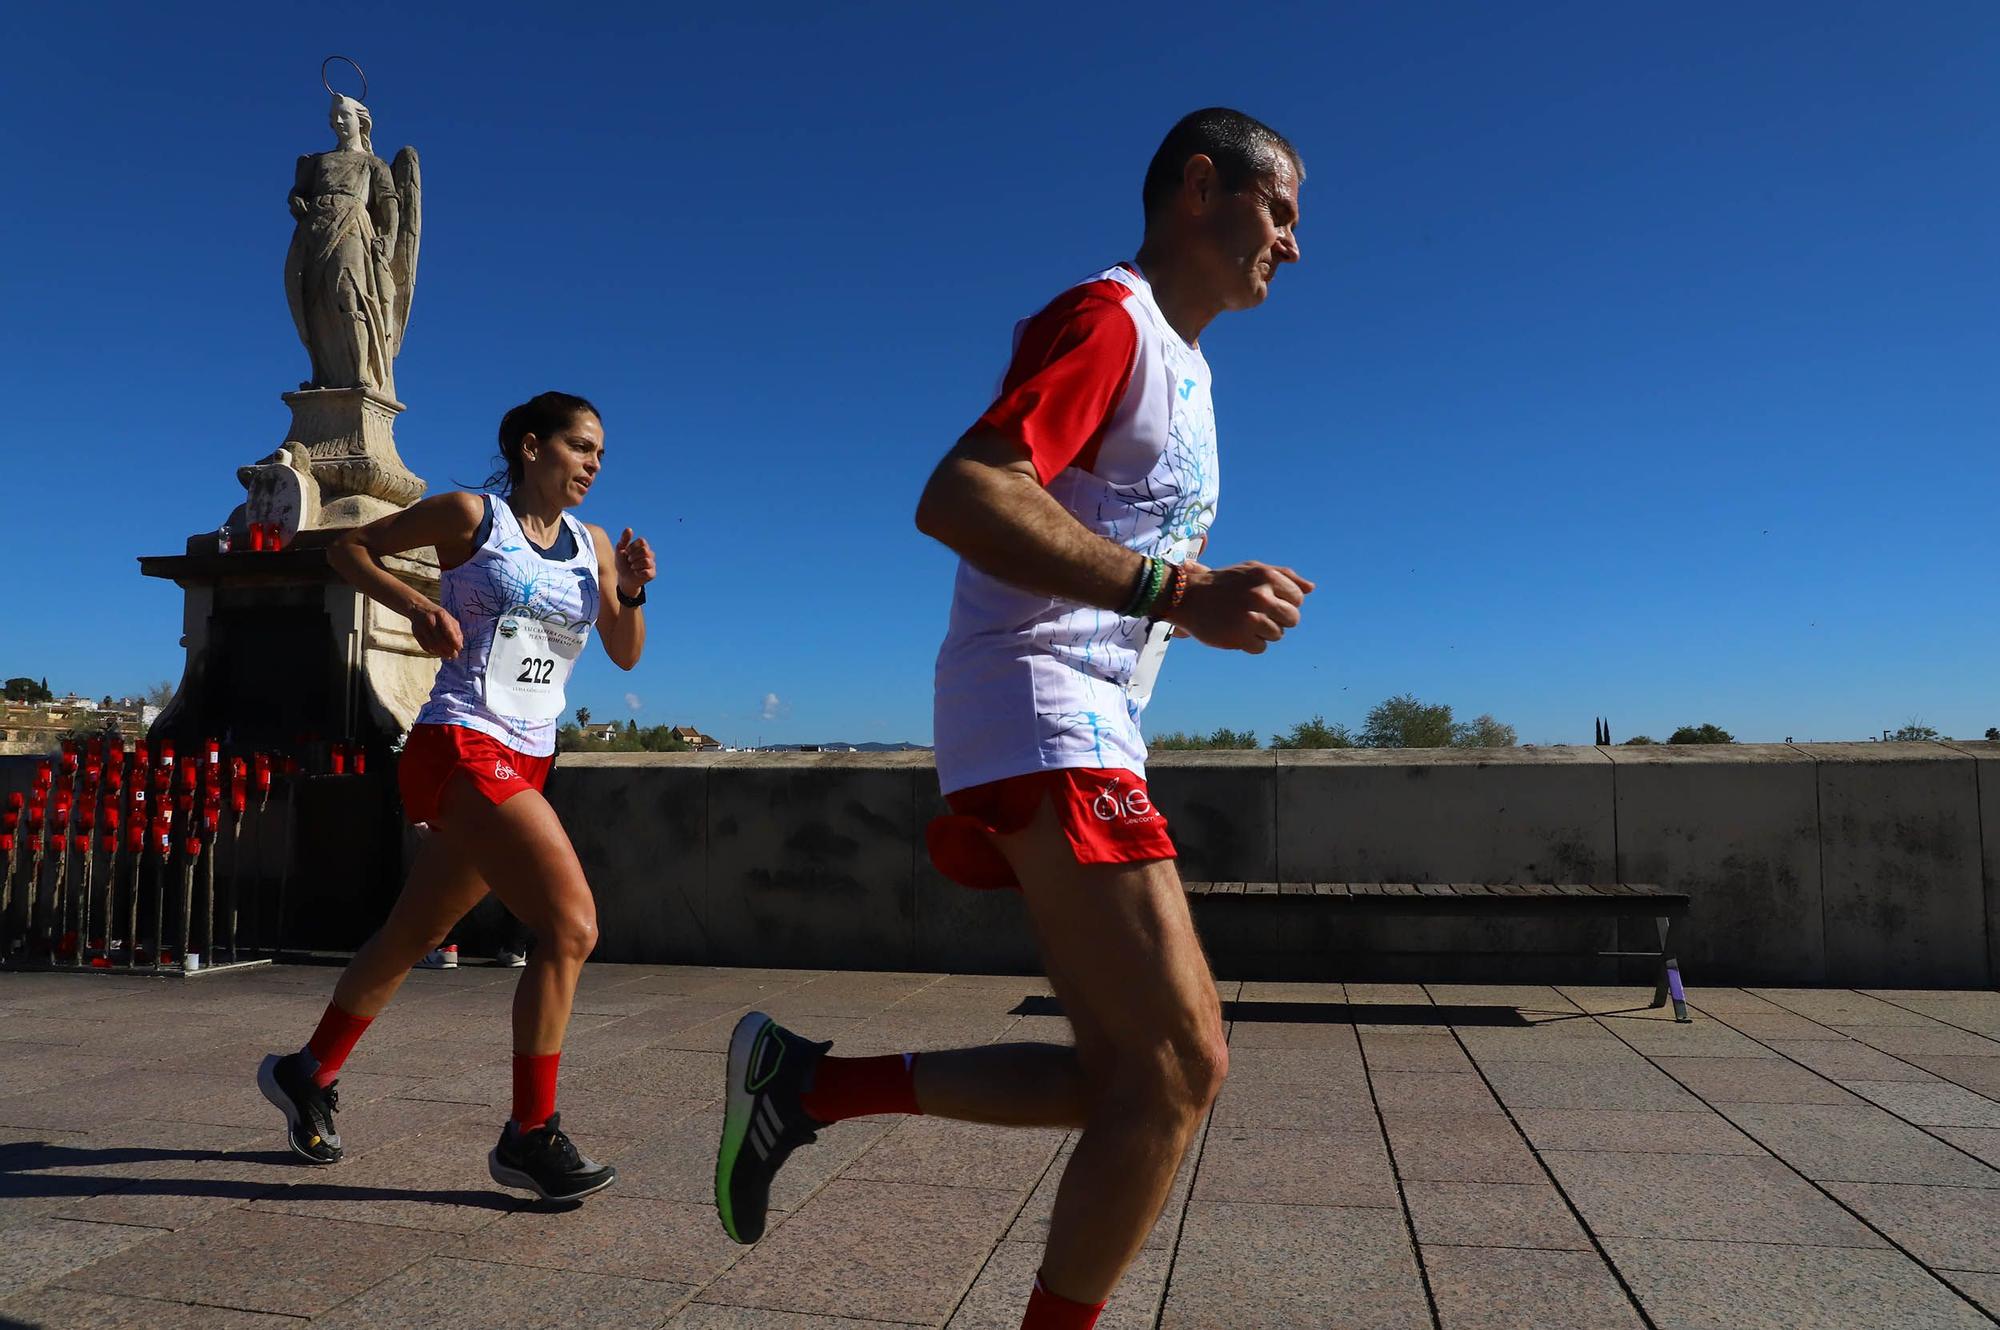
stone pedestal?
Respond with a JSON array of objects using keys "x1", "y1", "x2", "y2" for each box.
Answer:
[
  {"x1": 237, "y1": 387, "x2": 426, "y2": 530},
  {"x1": 137, "y1": 540, "x2": 442, "y2": 749}
]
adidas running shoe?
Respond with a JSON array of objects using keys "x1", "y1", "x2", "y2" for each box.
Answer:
[
  {"x1": 257, "y1": 1051, "x2": 343, "y2": 1165},
  {"x1": 487, "y1": 1113, "x2": 617, "y2": 1201},
  {"x1": 716, "y1": 1011, "x2": 828, "y2": 1244}
]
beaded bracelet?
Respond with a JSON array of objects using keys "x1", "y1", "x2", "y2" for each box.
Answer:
[{"x1": 1119, "y1": 556, "x2": 1165, "y2": 618}]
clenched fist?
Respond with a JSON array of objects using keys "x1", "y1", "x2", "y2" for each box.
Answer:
[
  {"x1": 615, "y1": 527, "x2": 656, "y2": 599},
  {"x1": 1166, "y1": 560, "x2": 1315, "y2": 654},
  {"x1": 408, "y1": 602, "x2": 465, "y2": 659}
]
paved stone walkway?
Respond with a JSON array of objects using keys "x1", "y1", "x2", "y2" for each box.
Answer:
[{"x1": 1, "y1": 965, "x2": 1998, "y2": 1328}]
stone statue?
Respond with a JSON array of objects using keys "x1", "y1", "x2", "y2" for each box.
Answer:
[{"x1": 283, "y1": 94, "x2": 421, "y2": 399}]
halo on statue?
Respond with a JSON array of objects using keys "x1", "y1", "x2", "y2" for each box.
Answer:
[{"x1": 320, "y1": 54, "x2": 368, "y2": 103}]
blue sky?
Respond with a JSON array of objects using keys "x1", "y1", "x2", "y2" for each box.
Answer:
[{"x1": 5, "y1": 2, "x2": 1995, "y2": 746}]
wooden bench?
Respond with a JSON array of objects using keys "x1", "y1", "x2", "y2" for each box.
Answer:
[{"x1": 1183, "y1": 881, "x2": 1691, "y2": 1022}]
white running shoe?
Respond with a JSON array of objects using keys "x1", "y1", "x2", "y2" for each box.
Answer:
[
  {"x1": 416, "y1": 944, "x2": 459, "y2": 970},
  {"x1": 494, "y1": 948, "x2": 527, "y2": 968}
]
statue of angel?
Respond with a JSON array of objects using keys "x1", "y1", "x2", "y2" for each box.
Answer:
[{"x1": 284, "y1": 93, "x2": 420, "y2": 398}]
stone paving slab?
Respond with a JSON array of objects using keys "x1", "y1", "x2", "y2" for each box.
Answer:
[{"x1": 4, "y1": 967, "x2": 2000, "y2": 1328}]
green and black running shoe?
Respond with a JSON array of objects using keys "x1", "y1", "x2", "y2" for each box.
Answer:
[
  {"x1": 487, "y1": 1113, "x2": 617, "y2": 1201},
  {"x1": 716, "y1": 1011, "x2": 828, "y2": 1243},
  {"x1": 257, "y1": 1052, "x2": 343, "y2": 1165}
]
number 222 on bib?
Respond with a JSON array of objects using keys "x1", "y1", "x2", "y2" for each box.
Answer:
[{"x1": 485, "y1": 615, "x2": 585, "y2": 721}]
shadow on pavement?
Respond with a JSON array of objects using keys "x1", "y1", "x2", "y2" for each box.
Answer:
[{"x1": 1011, "y1": 995, "x2": 1583, "y2": 1027}]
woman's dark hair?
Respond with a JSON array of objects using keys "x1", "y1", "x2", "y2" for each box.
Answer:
[{"x1": 481, "y1": 391, "x2": 602, "y2": 494}]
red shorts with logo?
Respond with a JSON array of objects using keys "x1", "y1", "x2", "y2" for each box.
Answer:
[
  {"x1": 926, "y1": 767, "x2": 1176, "y2": 891},
  {"x1": 397, "y1": 723, "x2": 554, "y2": 830}
]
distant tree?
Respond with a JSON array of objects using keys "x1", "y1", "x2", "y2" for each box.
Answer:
[
  {"x1": 1622, "y1": 735, "x2": 1658, "y2": 746},
  {"x1": 1270, "y1": 714, "x2": 1358, "y2": 749},
  {"x1": 575, "y1": 706, "x2": 591, "y2": 728},
  {"x1": 1360, "y1": 694, "x2": 1457, "y2": 748},
  {"x1": 143, "y1": 680, "x2": 175, "y2": 708},
  {"x1": 3, "y1": 677, "x2": 52, "y2": 702},
  {"x1": 100, "y1": 695, "x2": 114, "y2": 708},
  {"x1": 1667, "y1": 723, "x2": 1734, "y2": 744},
  {"x1": 66, "y1": 711, "x2": 115, "y2": 740},
  {"x1": 1153, "y1": 726, "x2": 1262, "y2": 751},
  {"x1": 625, "y1": 719, "x2": 639, "y2": 735},
  {"x1": 1889, "y1": 721, "x2": 1941, "y2": 742},
  {"x1": 1988, "y1": 727, "x2": 2000, "y2": 742},
  {"x1": 557, "y1": 724, "x2": 584, "y2": 749},
  {"x1": 1451, "y1": 714, "x2": 1518, "y2": 748}
]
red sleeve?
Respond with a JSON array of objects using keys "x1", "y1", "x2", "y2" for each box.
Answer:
[{"x1": 973, "y1": 282, "x2": 1139, "y2": 484}]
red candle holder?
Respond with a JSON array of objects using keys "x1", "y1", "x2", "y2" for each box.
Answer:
[
  {"x1": 34, "y1": 761, "x2": 52, "y2": 789},
  {"x1": 51, "y1": 833, "x2": 66, "y2": 853},
  {"x1": 230, "y1": 789, "x2": 247, "y2": 814},
  {"x1": 352, "y1": 748, "x2": 367, "y2": 775},
  {"x1": 99, "y1": 832, "x2": 116, "y2": 855},
  {"x1": 5, "y1": 791, "x2": 20, "y2": 811},
  {"x1": 248, "y1": 521, "x2": 267, "y2": 552},
  {"x1": 0, "y1": 833, "x2": 12, "y2": 853},
  {"x1": 26, "y1": 833, "x2": 41, "y2": 853},
  {"x1": 124, "y1": 826, "x2": 143, "y2": 854},
  {"x1": 183, "y1": 836, "x2": 202, "y2": 857},
  {"x1": 330, "y1": 746, "x2": 347, "y2": 775}
]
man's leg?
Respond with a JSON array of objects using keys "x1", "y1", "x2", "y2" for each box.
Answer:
[
  {"x1": 990, "y1": 797, "x2": 1226, "y2": 1305},
  {"x1": 736, "y1": 795, "x2": 1222, "y2": 1304}
]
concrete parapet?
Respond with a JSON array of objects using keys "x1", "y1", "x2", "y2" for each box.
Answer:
[
  {"x1": 1944, "y1": 740, "x2": 2000, "y2": 988},
  {"x1": 482, "y1": 744, "x2": 1997, "y2": 985},
  {"x1": 1608, "y1": 744, "x2": 1824, "y2": 984},
  {"x1": 1807, "y1": 743, "x2": 1986, "y2": 986},
  {"x1": 1275, "y1": 746, "x2": 1616, "y2": 884}
]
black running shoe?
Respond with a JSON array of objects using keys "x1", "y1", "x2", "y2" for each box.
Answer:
[
  {"x1": 487, "y1": 1113, "x2": 617, "y2": 1201},
  {"x1": 257, "y1": 1052, "x2": 342, "y2": 1165},
  {"x1": 716, "y1": 1011, "x2": 829, "y2": 1244}
]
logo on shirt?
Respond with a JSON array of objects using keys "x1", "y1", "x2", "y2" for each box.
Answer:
[
  {"x1": 1178, "y1": 378, "x2": 1196, "y2": 400},
  {"x1": 494, "y1": 760, "x2": 519, "y2": 783}
]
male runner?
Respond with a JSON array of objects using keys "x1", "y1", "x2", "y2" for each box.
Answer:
[{"x1": 715, "y1": 108, "x2": 1310, "y2": 1329}]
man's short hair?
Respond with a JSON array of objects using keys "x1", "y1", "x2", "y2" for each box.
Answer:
[{"x1": 1141, "y1": 107, "x2": 1302, "y2": 226}]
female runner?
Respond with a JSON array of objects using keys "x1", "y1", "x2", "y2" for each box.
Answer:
[{"x1": 258, "y1": 390, "x2": 654, "y2": 1200}]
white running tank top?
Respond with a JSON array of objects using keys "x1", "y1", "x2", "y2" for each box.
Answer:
[
  {"x1": 415, "y1": 495, "x2": 599, "y2": 758},
  {"x1": 933, "y1": 265, "x2": 1219, "y2": 794}
]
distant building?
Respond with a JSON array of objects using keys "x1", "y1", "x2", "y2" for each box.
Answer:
[{"x1": 671, "y1": 725, "x2": 722, "y2": 751}]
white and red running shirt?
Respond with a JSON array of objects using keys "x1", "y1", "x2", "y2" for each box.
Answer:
[{"x1": 932, "y1": 263, "x2": 1219, "y2": 795}]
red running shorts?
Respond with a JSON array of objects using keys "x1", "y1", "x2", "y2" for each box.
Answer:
[
  {"x1": 397, "y1": 722, "x2": 554, "y2": 830},
  {"x1": 926, "y1": 767, "x2": 1176, "y2": 890}
]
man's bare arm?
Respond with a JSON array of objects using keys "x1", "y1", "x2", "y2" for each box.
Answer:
[
  {"x1": 916, "y1": 429, "x2": 1146, "y2": 610},
  {"x1": 914, "y1": 429, "x2": 1316, "y2": 654}
]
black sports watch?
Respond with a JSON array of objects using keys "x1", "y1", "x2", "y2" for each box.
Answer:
[{"x1": 617, "y1": 585, "x2": 647, "y2": 608}]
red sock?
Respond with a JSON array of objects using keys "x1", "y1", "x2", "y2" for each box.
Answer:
[
  {"x1": 513, "y1": 1052, "x2": 560, "y2": 1131},
  {"x1": 302, "y1": 1003, "x2": 372, "y2": 1088},
  {"x1": 1021, "y1": 1277, "x2": 1105, "y2": 1330},
  {"x1": 799, "y1": 1052, "x2": 921, "y2": 1123}
]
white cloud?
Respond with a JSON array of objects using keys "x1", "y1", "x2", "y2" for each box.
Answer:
[
  {"x1": 624, "y1": 693, "x2": 643, "y2": 712},
  {"x1": 760, "y1": 692, "x2": 783, "y2": 720}
]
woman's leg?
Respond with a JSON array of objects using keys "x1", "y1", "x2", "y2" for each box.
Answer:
[{"x1": 432, "y1": 777, "x2": 596, "y2": 1112}]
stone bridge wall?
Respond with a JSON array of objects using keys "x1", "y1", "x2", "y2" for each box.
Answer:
[{"x1": 544, "y1": 742, "x2": 2000, "y2": 987}]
